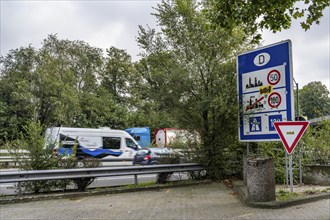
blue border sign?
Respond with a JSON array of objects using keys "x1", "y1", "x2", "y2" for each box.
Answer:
[{"x1": 237, "y1": 40, "x2": 294, "y2": 142}]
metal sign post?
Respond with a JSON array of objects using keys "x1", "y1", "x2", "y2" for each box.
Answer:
[
  {"x1": 293, "y1": 79, "x2": 302, "y2": 186},
  {"x1": 296, "y1": 82, "x2": 303, "y2": 186},
  {"x1": 289, "y1": 154, "x2": 293, "y2": 193},
  {"x1": 274, "y1": 121, "x2": 309, "y2": 193},
  {"x1": 299, "y1": 142, "x2": 302, "y2": 186},
  {"x1": 285, "y1": 152, "x2": 289, "y2": 188}
]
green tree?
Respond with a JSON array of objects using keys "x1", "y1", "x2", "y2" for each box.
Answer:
[
  {"x1": 102, "y1": 47, "x2": 135, "y2": 103},
  {"x1": 127, "y1": 54, "x2": 181, "y2": 132},
  {"x1": 0, "y1": 35, "x2": 123, "y2": 143},
  {"x1": 0, "y1": 46, "x2": 38, "y2": 143},
  {"x1": 95, "y1": 46, "x2": 141, "y2": 129},
  {"x1": 74, "y1": 86, "x2": 130, "y2": 129},
  {"x1": 136, "y1": 0, "x2": 252, "y2": 179},
  {"x1": 38, "y1": 35, "x2": 104, "y2": 127},
  {"x1": 207, "y1": 0, "x2": 329, "y2": 42},
  {"x1": 299, "y1": 81, "x2": 330, "y2": 119}
]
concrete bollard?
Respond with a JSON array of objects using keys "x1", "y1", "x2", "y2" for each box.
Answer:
[{"x1": 246, "y1": 157, "x2": 276, "y2": 202}]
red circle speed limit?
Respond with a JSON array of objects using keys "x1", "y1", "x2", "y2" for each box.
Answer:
[
  {"x1": 268, "y1": 92, "x2": 282, "y2": 108},
  {"x1": 267, "y1": 70, "x2": 281, "y2": 85}
]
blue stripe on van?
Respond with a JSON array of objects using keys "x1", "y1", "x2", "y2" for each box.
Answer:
[
  {"x1": 58, "y1": 146, "x2": 123, "y2": 157},
  {"x1": 80, "y1": 147, "x2": 122, "y2": 157}
]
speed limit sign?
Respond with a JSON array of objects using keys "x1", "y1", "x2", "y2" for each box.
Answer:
[
  {"x1": 268, "y1": 92, "x2": 282, "y2": 108},
  {"x1": 267, "y1": 69, "x2": 281, "y2": 85}
]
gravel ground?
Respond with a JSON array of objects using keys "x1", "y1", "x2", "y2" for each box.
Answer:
[{"x1": 0, "y1": 182, "x2": 329, "y2": 220}]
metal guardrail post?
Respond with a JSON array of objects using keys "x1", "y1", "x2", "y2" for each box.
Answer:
[
  {"x1": 18, "y1": 182, "x2": 22, "y2": 195},
  {"x1": 134, "y1": 174, "x2": 138, "y2": 185}
]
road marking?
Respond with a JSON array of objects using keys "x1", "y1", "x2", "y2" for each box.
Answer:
[{"x1": 237, "y1": 213, "x2": 255, "y2": 218}]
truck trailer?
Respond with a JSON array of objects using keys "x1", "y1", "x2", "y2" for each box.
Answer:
[{"x1": 154, "y1": 128, "x2": 199, "y2": 148}]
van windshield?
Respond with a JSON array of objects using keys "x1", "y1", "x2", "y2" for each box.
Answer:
[{"x1": 126, "y1": 138, "x2": 139, "y2": 149}]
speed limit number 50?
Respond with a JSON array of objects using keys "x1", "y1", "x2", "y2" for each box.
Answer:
[{"x1": 267, "y1": 70, "x2": 281, "y2": 85}]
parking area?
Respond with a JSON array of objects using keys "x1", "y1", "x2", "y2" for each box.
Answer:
[{"x1": 1, "y1": 182, "x2": 329, "y2": 219}]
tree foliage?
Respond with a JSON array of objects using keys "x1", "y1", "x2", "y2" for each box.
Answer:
[
  {"x1": 136, "y1": 0, "x2": 252, "y2": 179},
  {"x1": 102, "y1": 47, "x2": 134, "y2": 103},
  {"x1": 0, "y1": 46, "x2": 37, "y2": 140},
  {"x1": 299, "y1": 81, "x2": 330, "y2": 119},
  {"x1": 303, "y1": 120, "x2": 330, "y2": 164},
  {"x1": 207, "y1": 0, "x2": 329, "y2": 42},
  {"x1": 0, "y1": 35, "x2": 135, "y2": 144}
]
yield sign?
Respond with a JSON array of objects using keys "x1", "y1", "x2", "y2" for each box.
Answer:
[{"x1": 274, "y1": 121, "x2": 309, "y2": 155}]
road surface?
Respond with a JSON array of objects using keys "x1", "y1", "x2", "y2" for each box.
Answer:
[{"x1": 1, "y1": 183, "x2": 329, "y2": 220}]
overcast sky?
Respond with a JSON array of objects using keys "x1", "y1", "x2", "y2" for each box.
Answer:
[{"x1": 1, "y1": 1, "x2": 329, "y2": 90}]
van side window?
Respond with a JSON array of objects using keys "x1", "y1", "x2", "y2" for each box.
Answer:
[
  {"x1": 126, "y1": 138, "x2": 137, "y2": 149},
  {"x1": 103, "y1": 137, "x2": 121, "y2": 149}
]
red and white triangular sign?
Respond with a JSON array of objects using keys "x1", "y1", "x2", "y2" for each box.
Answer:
[{"x1": 274, "y1": 121, "x2": 309, "y2": 155}]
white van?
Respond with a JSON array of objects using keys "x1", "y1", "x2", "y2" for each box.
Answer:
[{"x1": 45, "y1": 127, "x2": 141, "y2": 166}]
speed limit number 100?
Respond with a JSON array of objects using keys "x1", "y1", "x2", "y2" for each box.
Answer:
[
  {"x1": 267, "y1": 70, "x2": 281, "y2": 85},
  {"x1": 268, "y1": 92, "x2": 282, "y2": 108}
]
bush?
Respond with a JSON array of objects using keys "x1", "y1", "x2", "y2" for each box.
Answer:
[
  {"x1": 164, "y1": 137, "x2": 245, "y2": 180},
  {"x1": 71, "y1": 157, "x2": 101, "y2": 191},
  {"x1": 302, "y1": 120, "x2": 330, "y2": 165},
  {"x1": 155, "y1": 153, "x2": 180, "y2": 184},
  {"x1": 257, "y1": 142, "x2": 288, "y2": 184},
  {"x1": 257, "y1": 121, "x2": 330, "y2": 184},
  {"x1": 6, "y1": 120, "x2": 101, "y2": 193},
  {"x1": 5, "y1": 121, "x2": 66, "y2": 193},
  {"x1": 155, "y1": 143, "x2": 209, "y2": 183},
  {"x1": 187, "y1": 170, "x2": 207, "y2": 180}
]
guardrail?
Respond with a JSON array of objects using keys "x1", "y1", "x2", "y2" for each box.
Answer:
[
  {"x1": 0, "y1": 150, "x2": 131, "y2": 167},
  {"x1": 0, "y1": 163, "x2": 205, "y2": 184},
  {"x1": 0, "y1": 149, "x2": 29, "y2": 154},
  {"x1": 0, "y1": 156, "x2": 30, "y2": 161},
  {"x1": 0, "y1": 149, "x2": 30, "y2": 167}
]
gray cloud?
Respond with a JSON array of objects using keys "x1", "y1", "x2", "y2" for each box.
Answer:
[
  {"x1": 1, "y1": 1, "x2": 329, "y2": 90},
  {"x1": 0, "y1": 1, "x2": 159, "y2": 60}
]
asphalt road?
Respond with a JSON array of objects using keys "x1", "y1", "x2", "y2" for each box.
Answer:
[{"x1": 1, "y1": 183, "x2": 329, "y2": 220}]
